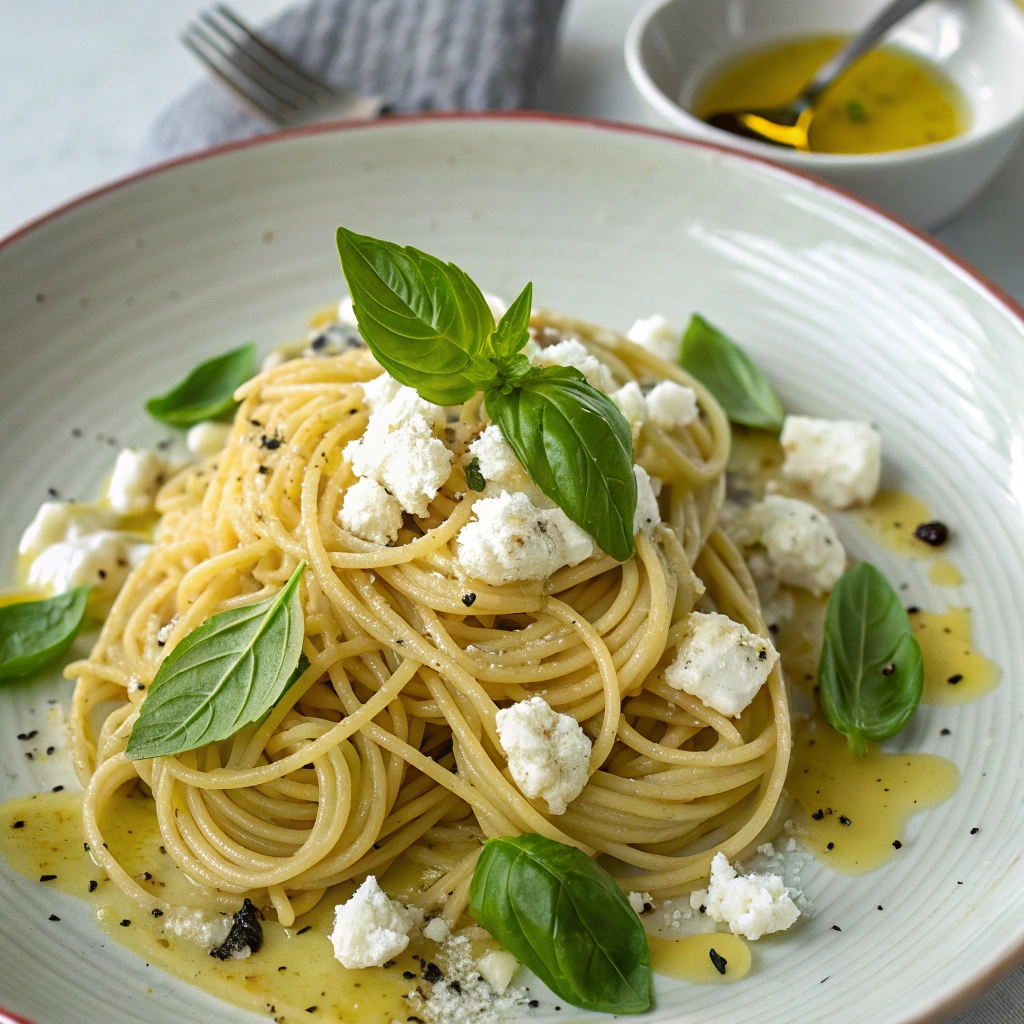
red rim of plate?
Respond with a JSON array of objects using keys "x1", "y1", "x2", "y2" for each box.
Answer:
[{"x1": 0, "y1": 110, "x2": 1021, "y2": 1024}]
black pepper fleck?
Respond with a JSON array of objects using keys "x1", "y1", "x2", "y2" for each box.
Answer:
[
  {"x1": 296, "y1": 925, "x2": 311, "y2": 935},
  {"x1": 940, "y1": 728, "x2": 951, "y2": 735},
  {"x1": 12, "y1": 821, "x2": 24, "y2": 829},
  {"x1": 46, "y1": 746, "x2": 55, "y2": 755},
  {"x1": 914, "y1": 521, "x2": 949, "y2": 546},
  {"x1": 709, "y1": 948, "x2": 727, "y2": 975},
  {"x1": 970, "y1": 827, "x2": 980, "y2": 835},
  {"x1": 403, "y1": 971, "x2": 416, "y2": 980},
  {"x1": 528, "y1": 1000, "x2": 540, "y2": 1008},
  {"x1": 811, "y1": 809, "x2": 824, "y2": 821},
  {"x1": 89, "y1": 880, "x2": 98, "y2": 892},
  {"x1": 893, "y1": 840, "x2": 903, "y2": 849},
  {"x1": 832, "y1": 925, "x2": 842, "y2": 932},
  {"x1": 49, "y1": 914, "x2": 60, "y2": 921},
  {"x1": 17, "y1": 731, "x2": 37, "y2": 741},
  {"x1": 52, "y1": 785, "x2": 64, "y2": 792},
  {"x1": 305, "y1": 1008, "x2": 317, "y2": 1014},
  {"x1": 462, "y1": 593, "x2": 477, "y2": 607},
  {"x1": 877, "y1": 905, "x2": 884, "y2": 910},
  {"x1": 120, "y1": 919, "x2": 131, "y2": 927},
  {"x1": 947, "y1": 674, "x2": 963, "y2": 685},
  {"x1": 826, "y1": 842, "x2": 834, "y2": 851},
  {"x1": 151, "y1": 908, "x2": 163, "y2": 917},
  {"x1": 423, "y1": 962, "x2": 443, "y2": 984},
  {"x1": 260, "y1": 435, "x2": 281, "y2": 450},
  {"x1": 839, "y1": 815, "x2": 851, "y2": 826},
  {"x1": 40, "y1": 874, "x2": 57, "y2": 882},
  {"x1": 758, "y1": 649, "x2": 767, "y2": 661},
  {"x1": 906, "y1": 606, "x2": 920, "y2": 614}
]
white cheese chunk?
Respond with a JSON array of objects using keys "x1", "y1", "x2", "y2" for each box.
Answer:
[
  {"x1": 27, "y1": 530, "x2": 151, "y2": 598},
  {"x1": 628, "y1": 891, "x2": 653, "y2": 915},
  {"x1": 330, "y1": 876, "x2": 417, "y2": 969},
  {"x1": 780, "y1": 416, "x2": 881, "y2": 509},
  {"x1": 495, "y1": 696, "x2": 592, "y2": 815},
  {"x1": 186, "y1": 421, "x2": 232, "y2": 459},
  {"x1": 467, "y1": 424, "x2": 551, "y2": 507},
  {"x1": 689, "y1": 852, "x2": 800, "y2": 941},
  {"x1": 161, "y1": 908, "x2": 233, "y2": 951},
  {"x1": 339, "y1": 477, "x2": 404, "y2": 546},
  {"x1": 665, "y1": 611, "x2": 778, "y2": 717},
  {"x1": 730, "y1": 495, "x2": 845, "y2": 596},
  {"x1": 423, "y1": 916, "x2": 450, "y2": 943},
  {"x1": 611, "y1": 381, "x2": 647, "y2": 441},
  {"x1": 532, "y1": 338, "x2": 616, "y2": 393},
  {"x1": 633, "y1": 465, "x2": 662, "y2": 537},
  {"x1": 359, "y1": 373, "x2": 403, "y2": 413},
  {"x1": 18, "y1": 502, "x2": 112, "y2": 563},
  {"x1": 337, "y1": 294, "x2": 359, "y2": 328},
  {"x1": 626, "y1": 314, "x2": 680, "y2": 364},
  {"x1": 107, "y1": 448, "x2": 168, "y2": 516},
  {"x1": 455, "y1": 491, "x2": 594, "y2": 586},
  {"x1": 476, "y1": 950, "x2": 519, "y2": 994},
  {"x1": 645, "y1": 380, "x2": 698, "y2": 430}
]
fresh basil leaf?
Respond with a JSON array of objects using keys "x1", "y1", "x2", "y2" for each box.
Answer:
[
  {"x1": 146, "y1": 343, "x2": 257, "y2": 427},
  {"x1": 126, "y1": 563, "x2": 306, "y2": 759},
  {"x1": 486, "y1": 367, "x2": 637, "y2": 561},
  {"x1": 0, "y1": 587, "x2": 91, "y2": 682},
  {"x1": 679, "y1": 314, "x2": 783, "y2": 431},
  {"x1": 491, "y1": 282, "x2": 533, "y2": 361},
  {"x1": 470, "y1": 834, "x2": 652, "y2": 1014},
  {"x1": 336, "y1": 228, "x2": 501, "y2": 405},
  {"x1": 465, "y1": 457, "x2": 486, "y2": 492},
  {"x1": 818, "y1": 562, "x2": 924, "y2": 757}
]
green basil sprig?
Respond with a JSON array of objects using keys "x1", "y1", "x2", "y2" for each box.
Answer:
[
  {"x1": 146, "y1": 343, "x2": 257, "y2": 427},
  {"x1": 127, "y1": 563, "x2": 306, "y2": 760},
  {"x1": 470, "y1": 834, "x2": 651, "y2": 1014},
  {"x1": 336, "y1": 228, "x2": 637, "y2": 561},
  {"x1": 818, "y1": 562, "x2": 924, "y2": 756},
  {"x1": 680, "y1": 314, "x2": 783, "y2": 431},
  {"x1": 0, "y1": 587, "x2": 91, "y2": 682}
]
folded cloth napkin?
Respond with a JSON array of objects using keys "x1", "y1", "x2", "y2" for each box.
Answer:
[{"x1": 140, "y1": 0, "x2": 567, "y2": 164}]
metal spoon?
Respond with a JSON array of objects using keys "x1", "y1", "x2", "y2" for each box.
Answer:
[{"x1": 704, "y1": 0, "x2": 933, "y2": 151}]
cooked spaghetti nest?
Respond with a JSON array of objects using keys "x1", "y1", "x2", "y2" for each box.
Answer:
[{"x1": 65, "y1": 312, "x2": 791, "y2": 929}]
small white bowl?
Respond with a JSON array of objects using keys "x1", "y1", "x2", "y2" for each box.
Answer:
[{"x1": 625, "y1": 0, "x2": 1024, "y2": 228}]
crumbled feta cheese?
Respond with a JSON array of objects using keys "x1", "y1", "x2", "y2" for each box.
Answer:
[
  {"x1": 476, "y1": 950, "x2": 519, "y2": 994},
  {"x1": 483, "y1": 292, "x2": 508, "y2": 320},
  {"x1": 27, "y1": 530, "x2": 151, "y2": 598},
  {"x1": 162, "y1": 908, "x2": 233, "y2": 950},
  {"x1": 339, "y1": 477, "x2": 404, "y2": 546},
  {"x1": 780, "y1": 416, "x2": 881, "y2": 508},
  {"x1": 532, "y1": 338, "x2": 616, "y2": 393},
  {"x1": 645, "y1": 380, "x2": 698, "y2": 430},
  {"x1": 665, "y1": 611, "x2": 778, "y2": 717},
  {"x1": 611, "y1": 381, "x2": 647, "y2": 441},
  {"x1": 627, "y1": 314, "x2": 680, "y2": 363},
  {"x1": 730, "y1": 495, "x2": 845, "y2": 596},
  {"x1": 628, "y1": 891, "x2": 653, "y2": 915},
  {"x1": 633, "y1": 465, "x2": 662, "y2": 536},
  {"x1": 18, "y1": 502, "x2": 111, "y2": 563},
  {"x1": 689, "y1": 852, "x2": 800, "y2": 940},
  {"x1": 455, "y1": 491, "x2": 594, "y2": 586},
  {"x1": 495, "y1": 696, "x2": 592, "y2": 815},
  {"x1": 107, "y1": 448, "x2": 168, "y2": 516},
  {"x1": 423, "y1": 916, "x2": 450, "y2": 943},
  {"x1": 330, "y1": 876, "x2": 417, "y2": 969},
  {"x1": 186, "y1": 421, "x2": 232, "y2": 459},
  {"x1": 467, "y1": 424, "x2": 551, "y2": 507},
  {"x1": 338, "y1": 294, "x2": 358, "y2": 328},
  {"x1": 344, "y1": 375, "x2": 453, "y2": 518}
]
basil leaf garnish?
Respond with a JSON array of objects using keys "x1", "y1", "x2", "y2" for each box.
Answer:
[
  {"x1": 486, "y1": 367, "x2": 637, "y2": 562},
  {"x1": 146, "y1": 343, "x2": 257, "y2": 427},
  {"x1": 490, "y1": 282, "x2": 532, "y2": 360},
  {"x1": 336, "y1": 228, "x2": 501, "y2": 404},
  {"x1": 126, "y1": 563, "x2": 306, "y2": 760},
  {"x1": 680, "y1": 314, "x2": 784, "y2": 431},
  {"x1": 470, "y1": 834, "x2": 652, "y2": 1014},
  {"x1": 818, "y1": 562, "x2": 924, "y2": 756},
  {"x1": 0, "y1": 587, "x2": 91, "y2": 681}
]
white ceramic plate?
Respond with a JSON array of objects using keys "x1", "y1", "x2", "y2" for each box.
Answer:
[{"x1": 1, "y1": 114, "x2": 1022, "y2": 1024}]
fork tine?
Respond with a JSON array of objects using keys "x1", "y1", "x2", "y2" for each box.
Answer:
[
  {"x1": 181, "y1": 26, "x2": 290, "y2": 125},
  {"x1": 199, "y1": 10, "x2": 321, "y2": 105},
  {"x1": 212, "y1": 3, "x2": 337, "y2": 96}
]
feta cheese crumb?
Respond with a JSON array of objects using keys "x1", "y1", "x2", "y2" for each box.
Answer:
[
  {"x1": 467, "y1": 424, "x2": 551, "y2": 507},
  {"x1": 532, "y1": 338, "x2": 616, "y2": 393},
  {"x1": 730, "y1": 495, "x2": 845, "y2": 596},
  {"x1": 27, "y1": 530, "x2": 151, "y2": 598},
  {"x1": 689, "y1": 852, "x2": 800, "y2": 940},
  {"x1": 476, "y1": 950, "x2": 519, "y2": 994},
  {"x1": 338, "y1": 294, "x2": 358, "y2": 328},
  {"x1": 107, "y1": 448, "x2": 168, "y2": 516},
  {"x1": 633, "y1": 465, "x2": 662, "y2": 536},
  {"x1": 780, "y1": 416, "x2": 881, "y2": 509},
  {"x1": 330, "y1": 876, "x2": 416, "y2": 969},
  {"x1": 359, "y1": 372, "x2": 403, "y2": 413},
  {"x1": 18, "y1": 502, "x2": 111, "y2": 563},
  {"x1": 627, "y1": 314, "x2": 680, "y2": 363},
  {"x1": 645, "y1": 380, "x2": 698, "y2": 430},
  {"x1": 495, "y1": 696, "x2": 592, "y2": 815},
  {"x1": 665, "y1": 611, "x2": 778, "y2": 717},
  {"x1": 186, "y1": 421, "x2": 232, "y2": 459},
  {"x1": 628, "y1": 891, "x2": 653, "y2": 915},
  {"x1": 162, "y1": 908, "x2": 233, "y2": 950},
  {"x1": 339, "y1": 477, "x2": 404, "y2": 546},
  {"x1": 611, "y1": 381, "x2": 647, "y2": 441},
  {"x1": 455, "y1": 491, "x2": 594, "y2": 586},
  {"x1": 423, "y1": 916, "x2": 450, "y2": 943}
]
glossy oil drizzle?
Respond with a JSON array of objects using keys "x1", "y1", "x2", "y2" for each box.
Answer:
[
  {"x1": 911, "y1": 607, "x2": 1001, "y2": 705},
  {"x1": 788, "y1": 716, "x2": 958, "y2": 874},
  {"x1": 647, "y1": 933, "x2": 750, "y2": 984}
]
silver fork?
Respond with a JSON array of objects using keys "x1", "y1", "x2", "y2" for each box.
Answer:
[{"x1": 181, "y1": 4, "x2": 387, "y2": 128}]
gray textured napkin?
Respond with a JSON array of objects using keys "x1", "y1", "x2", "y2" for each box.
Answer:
[{"x1": 141, "y1": 0, "x2": 567, "y2": 164}]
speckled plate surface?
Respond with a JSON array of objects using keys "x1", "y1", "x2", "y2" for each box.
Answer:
[{"x1": 0, "y1": 114, "x2": 1022, "y2": 1024}]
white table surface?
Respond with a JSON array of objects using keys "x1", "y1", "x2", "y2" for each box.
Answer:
[{"x1": 0, "y1": 1, "x2": 1021, "y2": 1021}]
